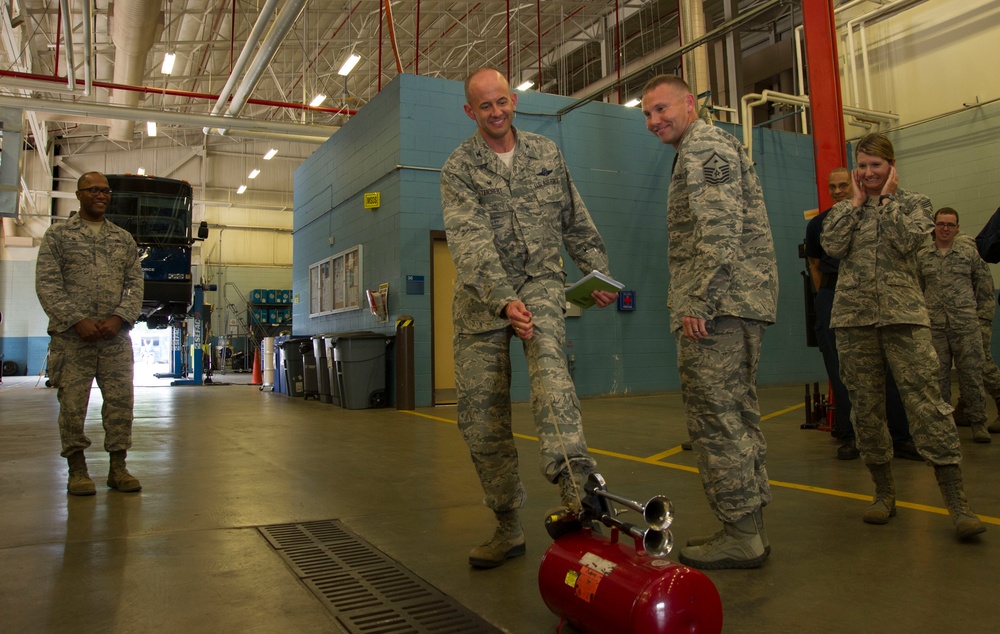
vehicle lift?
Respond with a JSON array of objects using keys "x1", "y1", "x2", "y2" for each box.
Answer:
[{"x1": 154, "y1": 284, "x2": 217, "y2": 386}]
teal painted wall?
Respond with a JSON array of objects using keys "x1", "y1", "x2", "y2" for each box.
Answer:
[{"x1": 292, "y1": 74, "x2": 827, "y2": 407}]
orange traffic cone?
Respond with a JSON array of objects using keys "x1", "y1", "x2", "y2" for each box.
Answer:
[{"x1": 251, "y1": 347, "x2": 263, "y2": 386}]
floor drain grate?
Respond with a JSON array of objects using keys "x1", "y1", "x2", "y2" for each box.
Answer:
[{"x1": 260, "y1": 520, "x2": 502, "y2": 634}]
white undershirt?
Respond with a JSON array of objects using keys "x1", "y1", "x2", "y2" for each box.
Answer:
[{"x1": 496, "y1": 148, "x2": 514, "y2": 170}]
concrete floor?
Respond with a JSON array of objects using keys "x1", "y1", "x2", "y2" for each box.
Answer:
[{"x1": 1, "y1": 370, "x2": 998, "y2": 634}]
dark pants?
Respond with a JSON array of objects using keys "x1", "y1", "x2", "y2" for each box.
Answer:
[{"x1": 813, "y1": 288, "x2": 913, "y2": 445}]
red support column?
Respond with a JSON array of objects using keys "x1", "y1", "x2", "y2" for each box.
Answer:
[{"x1": 802, "y1": 0, "x2": 848, "y2": 211}]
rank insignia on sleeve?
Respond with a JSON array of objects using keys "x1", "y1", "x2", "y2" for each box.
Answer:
[{"x1": 703, "y1": 152, "x2": 731, "y2": 185}]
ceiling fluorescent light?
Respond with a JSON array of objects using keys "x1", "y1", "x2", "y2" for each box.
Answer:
[
  {"x1": 624, "y1": 98, "x2": 640, "y2": 108},
  {"x1": 248, "y1": 169, "x2": 260, "y2": 179},
  {"x1": 161, "y1": 52, "x2": 176, "y2": 75},
  {"x1": 146, "y1": 121, "x2": 157, "y2": 137},
  {"x1": 237, "y1": 185, "x2": 247, "y2": 194},
  {"x1": 309, "y1": 94, "x2": 327, "y2": 107},
  {"x1": 515, "y1": 81, "x2": 534, "y2": 91},
  {"x1": 263, "y1": 148, "x2": 278, "y2": 160},
  {"x1": 338, "y1": 53, "x2": 361, "y2": 76}
]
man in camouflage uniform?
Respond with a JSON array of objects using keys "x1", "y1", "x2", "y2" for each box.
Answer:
[
  {"x1": 972, "y1": 206, "x2": 1000, "y2": 433},
  {"x1": 441, "y1": 68, "x2": 618, "y2": 568},
  {"x1": 641, "y1": 74, "x2": 778, "y2": 570},
  {"x1": 917, "y1": 208, "x2": 993, "y2": 443},
  {"x1": 823, "y1": 134, "x2": 984, "y2": 540},
  {"x1": 36, "y1": 171, "x2": 145, "y2": 496}
]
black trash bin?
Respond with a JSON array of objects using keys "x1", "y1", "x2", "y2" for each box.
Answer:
[
  {"x1": 312, "y1": 335, "x2": 333, "y2": 404},
  {"x1": 278, "y1": 337, "x2": 309, "y2": 397},
  {"x1": 332, "y1": 332, "x2": 390, "y2": 409},
  {"x1": 301, "y1": 340, "x2": 320, "y2": 400}
]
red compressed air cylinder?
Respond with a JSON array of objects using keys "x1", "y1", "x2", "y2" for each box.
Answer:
[{"x1": 538, "y1": 529, "x2": 723, "y2": 634}]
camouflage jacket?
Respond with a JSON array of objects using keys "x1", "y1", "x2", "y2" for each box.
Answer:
[
  {"x1": 36, "y1": 214, "x2": 144, "y2": 335},
  {"x1": 441, "y1": 127, "x2": 609, "y2": 334},
  {"x1": 666, "y1": 119, "x2": 778, "y2": 332},
  {"x1": 822, "y1": 188, "x2": 933, "y2": 328},
  {"x1": 917, "y1": 233, "x2": 994, "y2": 327}
]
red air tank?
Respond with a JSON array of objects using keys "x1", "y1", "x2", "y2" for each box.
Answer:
[{"x1": 538, "y1": 528, "x2": 723, "y2": 634}]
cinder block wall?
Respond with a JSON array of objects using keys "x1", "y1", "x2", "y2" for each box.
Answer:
[{"x1": 292, "y1": 74, "x2": 827, "y2": 406}]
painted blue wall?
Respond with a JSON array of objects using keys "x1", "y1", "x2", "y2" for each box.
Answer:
[{"x1": 292, "y1": 74, "x2": 825, "y2": 407}]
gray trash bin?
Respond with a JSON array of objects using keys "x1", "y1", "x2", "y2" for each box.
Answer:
[
  {"x1": 312, "y1": 335, "x2": 334, "y2": 404},
  {"x1": 278, "y1": 337, "x2": 309, "y2": 397},
  {"x1": 323, "y1": 335, "x2": 342, "y2": 407},
  {"x1": 332, "y1": 332, "x2": 389, "y2": 409},
  {"x1": 301, "y1": 340, "x2": 320, "y2": 400}
]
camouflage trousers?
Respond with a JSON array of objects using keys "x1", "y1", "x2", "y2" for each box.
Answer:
[
  {"x1": 48, "y1": 329, "x2": 135, "y2": 458},
  {"x1": 978, "y1": 319, "x2": 1000, "y2": 401},
  {"x1": 836, "y1": 324, "x2": 961, "y2": 466},
  {"x1": 676, "y1": 316, "x2": 770, "y2": 524},
  {"x1": 454, "y1": 277, "x2": 595, "y2": 513},
  {"x1": 930, "y1": 321, "x2": 986, "y2": 426}
]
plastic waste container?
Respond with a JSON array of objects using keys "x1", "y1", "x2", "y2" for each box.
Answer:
[
  {"x1": 301, "y1": 340, "x2": 320, "y2": 400},
  {"x1": 323, "y1": 335, "x2": 342, "y2": 407},
  {"x1": 277, "y1": 337, "x2": 309, "y2": 397},
  {"x1": 332, "y1": 332, "x2": 390, "y2": 409},
  {"x1": 312, "y1": 335, "x2": 333, "y2": 404}
]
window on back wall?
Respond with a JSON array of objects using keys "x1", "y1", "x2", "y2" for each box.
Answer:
[{"x1": 309, "y1": 244, "x2": 363, "y2": 317}]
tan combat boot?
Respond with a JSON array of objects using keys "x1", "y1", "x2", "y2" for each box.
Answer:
[
  {"x1": 864, "y1": 462, "x2": 896, "y2": 524},
  {"x1": 107, "y1": 450, "x2": 142, "y2": 492},
  {"x1": 687, "y1": 506, "x2": 770, "y2": 555},
  {"x1": 468, "y1": 510, "x2": 525, "y2": 568},
  {"x1": 66, "y1": 451, "x2": 96, "y2": 496},
  {"x1": 934, "y1": 464, "x2": 986, "y2": 541},
  {"x1": 678, "y1": 511, "x2": 767, "y2": 570}
]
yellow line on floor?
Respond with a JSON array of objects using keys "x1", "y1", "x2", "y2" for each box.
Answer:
[{"x1": 397, "y1": 407, "x2": 1000, "y2": 525}]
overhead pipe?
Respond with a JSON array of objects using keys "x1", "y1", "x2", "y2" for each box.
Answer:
[
  {"x1": 845, "y1": 0, "x2": 929, "y2": 110},
  {"x1": 793, "y1": 0, "x2": 871, "y2": 131},
  {"x1": 109, "y1": 0, "x2": 162, "y2": 141},
  {"x1": 679, "y1": 0, "x2": 710, "y2": 101},
  {"x1": 740, "y1": 90, "x2": 898, "y2": 164},
  {"x1": 224, "y1": 0, "x2": 309, "y2": 121},
  {"x1": 0, "y1": 94, "x2": 338, "y2": 142},
  {"x1": 81, "y1": 0, "x2": 93, "y2": 96},
  {"x1": 0, "y1": 70, "x2": 355, "y2": 115},
  {"x1": 204, "y1": 0, "x2": 282, "y2": 134},
  {"x1": 384, "y1": 0, "x2": 404, "y2": 74},
  {"x1": 59, "y1": 0, "x2": 76, "y2": 91},
  {"x1": 557, "y1": 0, "x2": 785, "y2": 118}
]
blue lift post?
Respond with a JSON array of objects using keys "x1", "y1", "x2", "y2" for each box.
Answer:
[{"x1": 171, "y1": 284, "x2": 216, "y2": 386}]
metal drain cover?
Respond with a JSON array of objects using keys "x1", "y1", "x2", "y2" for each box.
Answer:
[{"x1": 260, "y1": 520, "x2": 502, "y2": 634}]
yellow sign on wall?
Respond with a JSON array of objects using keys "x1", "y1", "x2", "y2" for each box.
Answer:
[{"x1": 364, "y1": 192, "x2": 380, "y2": 209}]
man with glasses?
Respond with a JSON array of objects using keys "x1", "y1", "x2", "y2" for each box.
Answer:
[
  {"x1": 36, "y1": 171, "x2": 145, "y2": 495},
  {"x1": 917, "y1": 207, "x2": 993, "y2": 443}
]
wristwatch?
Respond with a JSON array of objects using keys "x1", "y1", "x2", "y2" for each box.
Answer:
[{"x1": 879, "y1": 194, "x2": 895, "y2": 205}]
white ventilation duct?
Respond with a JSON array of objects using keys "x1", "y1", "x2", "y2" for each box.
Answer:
[
  {"x1": 109, "y1": 0, "x2": 162, "y2": 141},
  {"x1": 680, "y1": 0, "x2": 710, "y2": 100}
]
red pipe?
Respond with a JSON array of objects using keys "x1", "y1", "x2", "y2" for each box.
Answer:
[
  {"x1": 536, "y1": 1, "x2": 541, "y2": 88},
  {"x1": 384, "y1": 0, "x2": 404, "y2": 74},
  {"x1": 54, "y1": 1, "x2": 62, "y2": 77},
  {"x1": 415, "y1": 0, "x2": 420, "y2": 76},
  {"x1": 378, "y1": 0, "x2": 384, "y2": 91},
  {"x1": 0, "y1": 69, "x2": 356, "y2": 115},
  {"x1": 615, "y1": 0, "x2": 622, "y2": 103},
  {"x1": 506, "y1": 0, "x2": 511, "y2": 79},
  {"x1": 189, "y1": 4, "x2": 228, "y2": 94},
  {"x1": 802, "y1": 0, "x2": 848, "y2": 211},
  {"x1": 404, "y1": 3, "x2": 481, "y2": 74}
]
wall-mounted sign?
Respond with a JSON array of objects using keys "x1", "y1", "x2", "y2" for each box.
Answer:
[{"x1": 364, "y1": 192, "x2": 380, "y2": 209}]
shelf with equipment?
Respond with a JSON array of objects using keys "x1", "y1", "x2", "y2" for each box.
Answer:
[{"x1": 246, "y1": 288, "x2": 294, "y2": 340}]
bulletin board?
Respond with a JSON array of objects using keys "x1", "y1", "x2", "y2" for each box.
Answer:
[{"x1": 309, "y1": 244, "x2": 362, "y2": 317}]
